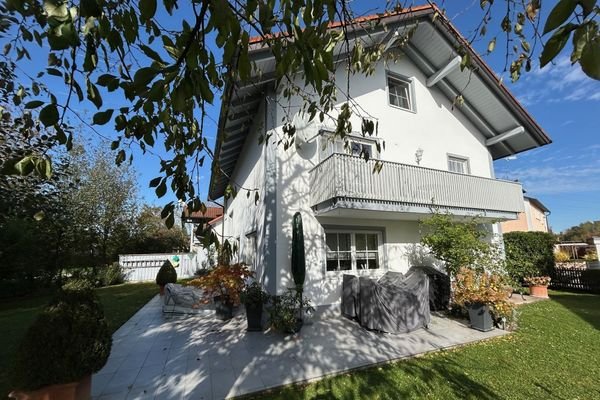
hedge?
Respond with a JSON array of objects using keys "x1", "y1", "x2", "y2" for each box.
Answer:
[{"x1": 504, "y1": 231, "x2": 555, "y2": 283}]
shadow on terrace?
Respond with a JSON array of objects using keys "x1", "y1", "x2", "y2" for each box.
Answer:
[{"x1": 92, "y1": 296, "x2": 507, "y2": 399}]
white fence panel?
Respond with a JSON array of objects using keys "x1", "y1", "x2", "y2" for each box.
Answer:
[{"x1": 118, "y1": 252, "x2": 206, "y2": 282}]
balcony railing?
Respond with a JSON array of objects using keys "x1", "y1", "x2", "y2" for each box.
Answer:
[{"x1": 309, "y1": 154, "x2": 524, "y2": 217}]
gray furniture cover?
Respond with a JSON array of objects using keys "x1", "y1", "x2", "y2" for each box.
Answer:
[
  {"x1": 354, "y1": 270, "x2": 430, "y2": 334},
  {"x1": 341, "y1": 274, "x2": 359, "y2": 319}
]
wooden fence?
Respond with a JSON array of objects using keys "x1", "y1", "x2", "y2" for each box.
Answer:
[
  {"x1": 550, "y1": 267, "x2": 600, "y2": 294},
  {"x1": 118, "y1": 252, "x2": 205, "y2": 282}
]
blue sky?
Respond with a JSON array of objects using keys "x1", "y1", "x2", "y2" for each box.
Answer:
[{"x1": 7, "y1": 1, "x2": 599, "y2": 233}]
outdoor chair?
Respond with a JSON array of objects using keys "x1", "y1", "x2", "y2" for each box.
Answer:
[{"x1": 163, "y1": 283, "x2": 208, "y2": 314}]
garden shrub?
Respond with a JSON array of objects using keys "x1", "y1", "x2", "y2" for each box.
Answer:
[
  {"x1": 100, "y1": 262, "x2": 127, "y2": 286},
  {"x1": 155, "y1": 260, "x2": 177, "y2": 286},
  {"x1": 12, "y1": 282, "x2": 111, "y2": 391},
  {"x1": 504, "y1": 231, "x2": 556, "y2": 283}
]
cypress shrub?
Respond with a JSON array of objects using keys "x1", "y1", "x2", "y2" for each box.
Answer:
[{"x1": 155, "y1": 260, "x2": 177, "y2": 286}]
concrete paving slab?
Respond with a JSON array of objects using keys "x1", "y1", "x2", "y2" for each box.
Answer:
[{"x1": 93, "y1": 295, "x2": 509, "y2": 400}]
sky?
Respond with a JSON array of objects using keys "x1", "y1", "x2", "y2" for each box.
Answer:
[{"x1": 6, "y1": 1, "x2": 599, "y2": 233}]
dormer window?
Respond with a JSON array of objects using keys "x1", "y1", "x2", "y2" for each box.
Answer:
[{"x1": 387, "y1": 73, "x2": 414, "y2": 112}]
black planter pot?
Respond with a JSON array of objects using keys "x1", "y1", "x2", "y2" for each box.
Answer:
[
  {"x1": 245, "y1": 303, "x2": 263, "y2": 331},
  {"x1": 214, "y1": 296, "x2": 234, "y2": 320},
  {"x1": 467, "y1": 303, "x2": 494, "y2": 332}
]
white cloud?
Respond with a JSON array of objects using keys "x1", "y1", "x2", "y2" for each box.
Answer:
[{"x1": 513, "y1": 55, "x2": 600, "y2": 105}]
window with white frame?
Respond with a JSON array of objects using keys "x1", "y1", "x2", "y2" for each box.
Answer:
[
  {"x1": 319, "y1": 134, "x2": 378, "y2": 162},
  {"x1": 325, "y1": 231, "x2": 381, "y2": 272},
  {"x1": 244, "y1": 232, "x2": 257, "y2": 270},
  {"x1": 387, "y1": 75, "x2": 413, "y2": 111},
  {"x1": 447, "y1": 155, "x2": 470, "y2": 174}
]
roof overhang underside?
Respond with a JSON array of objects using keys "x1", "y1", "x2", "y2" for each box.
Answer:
[{"x1": 209, "y1": 8, "x2": 551, "y2": 199}]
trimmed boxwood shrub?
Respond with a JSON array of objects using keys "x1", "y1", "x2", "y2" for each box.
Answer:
[
  {"x1": 504, "y1": 231, "x2": 556, "y2": 284},
  {"x1": 156, "y1": 260, "x2": 177, "y2": 286},
  {"x1": 11, "y1": 280, "x2": 111, "y2": 391}
]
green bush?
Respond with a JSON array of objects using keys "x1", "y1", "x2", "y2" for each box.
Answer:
[
  {"x1": 155, "y1": 261, "x2": 177, "y2": 286},
  {"x1": 504, "y1": 231, "x2": 556, "y2": 284},
  {"x1": 101, "y1": 263, "x2": 127, "y2": 286},
  {"x1": 11, "y1": 283, "x2": 112, "y2": 391}
]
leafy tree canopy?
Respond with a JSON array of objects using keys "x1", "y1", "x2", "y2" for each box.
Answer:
[
  {"x1": 0, "y1": 0, "x2": 597, "y2": 227},
  {"x1": 560, "y1": 220, "x2": 600, "y2": 242}
]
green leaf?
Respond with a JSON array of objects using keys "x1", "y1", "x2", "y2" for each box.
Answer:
[
  {"x1": 487, "y1": 38, "x2": 496, "y2": 53},
  {"x1": 80, "y1": 0, "x2": 102, "y2": 17},
  {"x1": 140, "y1": 0, "x2": 157, "y2": 20},
  {"x1": 140, "y1": 44, "x2": 164, "y2": 63},
  {"x1": 39, "y1": 104, "x2": 59, "y2": 126},
  {"x1": 92, "y1": 109, "x2": 114, "y2": 125},
  {"x1": 540, "y1": 24, "x2": 576, "y2": 67},
  {"x1": 571, "y1": 22, "x2": 597, "y2": 63},
  {"x1": 149, "y1": 177, "x2": 162, "y2": 188},
  {"x1": 134, "y1": 67, "x2": 158, "y2": 88},
  {"x1": 543, "y1": 0, "x2": 577, "y2": 35},
  {"x1": 25, "y1": 100, "x2": 44, "y2": 109},
  {"x1": 580, "y1": 38, "x2": 600, "y2": 80},
  {"x1": 33, "y1": 211, "x2": 46, "y2": 221},
  {"x1": 86, "y1": 78, "x2": 103, "y2": 109},
  {"x1": 156, "y1": 179, "x2": 167, "y2": 198},
  {"x1": 577, "y1": 0, "x2": 596, "y2": 16}
]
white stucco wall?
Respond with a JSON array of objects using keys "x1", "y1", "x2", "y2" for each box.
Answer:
[
  {"x1": 222, "y1": 100, "x2": 272, "y2": 287},
  {"x1": 224, "y1": 53, "x2": 504, "y2": 306},
  {"x1": 269, "y1": 55, "x2": 497, "y2": 305}
]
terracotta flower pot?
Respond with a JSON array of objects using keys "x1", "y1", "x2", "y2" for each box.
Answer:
[
  {"x1": 9, "y1": 375, "x2": 91, "y2": 400},
  {"x1": 159, "y1": 284, "x2": 165, "y2": 296},
  {"x1": 529, "y1": 284, "x2": 549, "y2": 298}
]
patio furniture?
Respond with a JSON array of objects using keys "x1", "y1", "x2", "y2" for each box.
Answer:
[
  {"x1": 408, "y1": 265, "x2": 451, "y2": 311},
  {"x1": 341, "y1": 274, "x2": 359, "y2": 319},
  {"x1": 349, "y1": 270, "x2": 430, "y2": 334},
  {"x1": 162, "y1": 283, "x2": 207, "y2": 314}
]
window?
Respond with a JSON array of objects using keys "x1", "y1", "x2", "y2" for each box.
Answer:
[
  {"x1": 447, "y1": 155, "x2": 470, "y2": 174},
  {"x1": 387, "y1": 75, "x2": 413, "y2": 111},
  {"x1": 319, "y1": 134, "x2": 378, "y2": 162},
  {"x1": 325, "y1": 231, "x2": 381, "y2": 272},
  {"x1": 244, "y1": 232, "x2": 257, "y2": 270},
  {"x1": 326, "y1": 233, "x2": 352, "y2": 271}
]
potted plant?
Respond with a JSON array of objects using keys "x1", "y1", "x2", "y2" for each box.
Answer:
[
  {"x1": 9, "y1": 280, "x2": 111, "y2": 400},
  {"x1": 156, "y1": 257, "x2": 178, "y2": 295},
  {"x1": 453, "y1": 267, "x2": 514, "y2": 332},
  {"x1": 524, "y1": 276, "x2": 551, "y2": 298},
  {"x1": 189, "y1": 263, "x2": 252, "y2": 320},
  {"x1": 241, "y1": 282, "x2": 268, "y2": 331},
  {"x1": 267, "y1": 290, "x2": 315, "y2": 334}
]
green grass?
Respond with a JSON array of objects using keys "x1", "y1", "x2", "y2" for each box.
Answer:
[
  {"x1": 254, "y1": 291, "x2": 600, "y2": 400},
  {"x1": 0, "y1": 282, "x2": 158, "y2": 399}
]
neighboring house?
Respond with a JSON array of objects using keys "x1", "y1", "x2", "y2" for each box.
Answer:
[
  {"x1": 501, "y1": 196, "x2": 551, "y2": 233},
  {"x1": 181, "y1": 206, "x2": 224, "y2": 251},
  {"x1": 208, "y1": 5, "x2": 551, "y2": 307}
]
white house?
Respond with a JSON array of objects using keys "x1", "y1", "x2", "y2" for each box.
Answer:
[{"x1": 208, "y1": 5, "x2": 551, "y2": 307}]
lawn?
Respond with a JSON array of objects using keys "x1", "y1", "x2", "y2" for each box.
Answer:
[
  {"x1": 255, "y1": 291, "x2": 600, "y2": 400},
  {"x1": 0, "y1": 282, "x2": 158, "y2": 399}
]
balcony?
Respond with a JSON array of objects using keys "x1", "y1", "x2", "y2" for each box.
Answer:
[{"x1": 309, "y1": 154, "x2": 524, "y2": 220}]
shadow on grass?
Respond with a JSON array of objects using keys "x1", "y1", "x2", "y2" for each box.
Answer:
[
  {"x1": 550, "y1": 290, "x2": 600, "y2": 330},
  {"x1": 250, "y1": 354, "x2": 502, "y2": 400}
]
